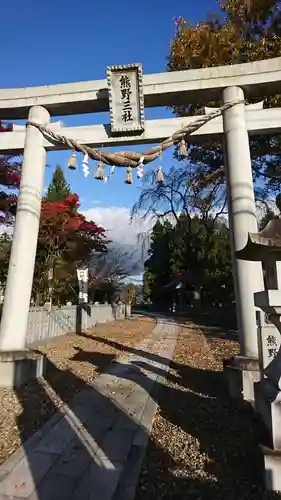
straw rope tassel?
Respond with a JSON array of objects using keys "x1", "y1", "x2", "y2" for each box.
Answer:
[
  {"x1": 156, "y1": 146, "x2": 164, "y2": 184},
  {"x1": 179, "y1": 137, "x2": 188, "y2": 158},
  {"x1": 68, "y1": 151, "x2": 77, "y2": 170},
  {"x1": 125, "y1": 166, "x2": 133, "y2": 184},
  {"x1": 156, "y1": 166, "x2": 164, "y2": 184},
  {"x1": 95, "y1": 160, "x2": 105, "y2": 180}
]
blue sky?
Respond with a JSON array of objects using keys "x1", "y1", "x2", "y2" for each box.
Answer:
[{"x1": 1, "y1": 0, "x2": 217, "y2": 244}]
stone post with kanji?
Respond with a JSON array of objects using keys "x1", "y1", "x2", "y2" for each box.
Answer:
[{"x1": 236, "y1": 194, "x2": 281, "y2": 492}]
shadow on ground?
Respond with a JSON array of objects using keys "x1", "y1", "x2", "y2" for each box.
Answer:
[{"x1": 8, "y1": 318, "x2": 281, "y2": 499}]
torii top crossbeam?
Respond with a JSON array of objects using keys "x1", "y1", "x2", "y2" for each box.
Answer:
[
  {"x1": 1, "y1": 57, "x2": 281, "y2": 156},
  {"x1": 0, "y1": 57, "x2": 281, "y2": 119}
]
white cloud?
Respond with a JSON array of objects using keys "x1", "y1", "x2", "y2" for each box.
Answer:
[
  {"x1": 89, "y1": 200, "x2": 101, "y2": 206},
  {"x1": 83, "y1": 205, "x2": 153, "y2": 247},
  {"x1": 83, "y1": 205, "x2": 155, "y2": 278}
]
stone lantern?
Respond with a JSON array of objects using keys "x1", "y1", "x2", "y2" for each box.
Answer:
[{"x1": 236, "y1": 194, "x2": 281, "y2": 491}]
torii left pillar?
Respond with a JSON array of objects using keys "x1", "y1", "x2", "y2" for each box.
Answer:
[{"x1": 0, "y1": 106, "x2": 49, "y2": 388}]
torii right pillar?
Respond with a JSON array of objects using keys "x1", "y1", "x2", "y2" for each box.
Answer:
[{"x1": 222, "y1": 86, "x2": 264, "y2": 404}]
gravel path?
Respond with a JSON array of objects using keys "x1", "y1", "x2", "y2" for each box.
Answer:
[
  {"x1": 135, "y1": 320, "x2": 281, "y2": 500},
  {"x1": 0, "y1": 316, "x2": 156, "y2": 465}
]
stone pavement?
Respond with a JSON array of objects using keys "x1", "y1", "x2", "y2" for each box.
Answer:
[{"x1": 0, "y1": 317, "x2": 178, "y2": 500}]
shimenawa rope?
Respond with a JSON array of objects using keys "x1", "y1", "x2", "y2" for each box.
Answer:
[{"x1": 27, "y1": 99, "x2": 244, "y2": 168}]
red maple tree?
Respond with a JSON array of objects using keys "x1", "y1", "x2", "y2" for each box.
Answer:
[
  {"x1": 0, "y1": 121, "x2": 21, "y2": 224},
  {"x1": 33, "y1": 193, "x2": 107, "y2": 304}
]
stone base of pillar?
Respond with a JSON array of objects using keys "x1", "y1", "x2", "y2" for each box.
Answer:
[
  {"x1": 223, "y1": 355, "x2": 260, "y2": 405},
  {"x1": 254, "y1": 380, "x2": 281, "y2": 450},
  {"x1": 260, "y1": 445, "x2": 281, "y2": 491},
  {"x1": 0, "y1": 349, "x2": 46, "y2": 389}
]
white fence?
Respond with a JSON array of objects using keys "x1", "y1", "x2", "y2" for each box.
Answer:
[{"x1": 26, "y1": 303, "x2": 130, "y2": 346}]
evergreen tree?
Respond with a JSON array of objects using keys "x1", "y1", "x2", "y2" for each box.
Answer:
[
  {"x1": 144, "y1": 216, "x2": 234, "y2": 308},
  {"x1": 143, "y1": 220, "x2": 173, "y2": 308},
  {"x1": 45, "y1": 165, "x2": 71, "y2": 202}
]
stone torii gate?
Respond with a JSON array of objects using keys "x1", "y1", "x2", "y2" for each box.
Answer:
[{"x1": 0, "y1": 57, "x2": 281, "y2": 392}]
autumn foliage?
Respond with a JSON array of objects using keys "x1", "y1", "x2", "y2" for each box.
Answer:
[
  {"x1": 167, "y1": 0, "x2": 281, "y2": 200},
  {"x1": 0, "y1": 121, "x2": 21, "y2": 223},
  {"x1": 33, "y1": 188, "x2": 106, "y2": 304},
  {"x1": 169, "y1": 1, "x2": 281, "y2": 79},
  {"x1": 40, "y1": 193, "x2": 105, "y2": 236},
  {"x1": 38, "y1": 191, "x2": 106, "y2": 272},
  {"x1": 0, "y1": 159, "x2": 108, "y2": 304}
]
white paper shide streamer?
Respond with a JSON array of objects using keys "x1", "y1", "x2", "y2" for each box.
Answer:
[
  {"x1": 137, "y1": 156, "x2": 144, "y2": 179},
  {"x1": 82, "y1": 153, "x2": 90, "y2": 177}
]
